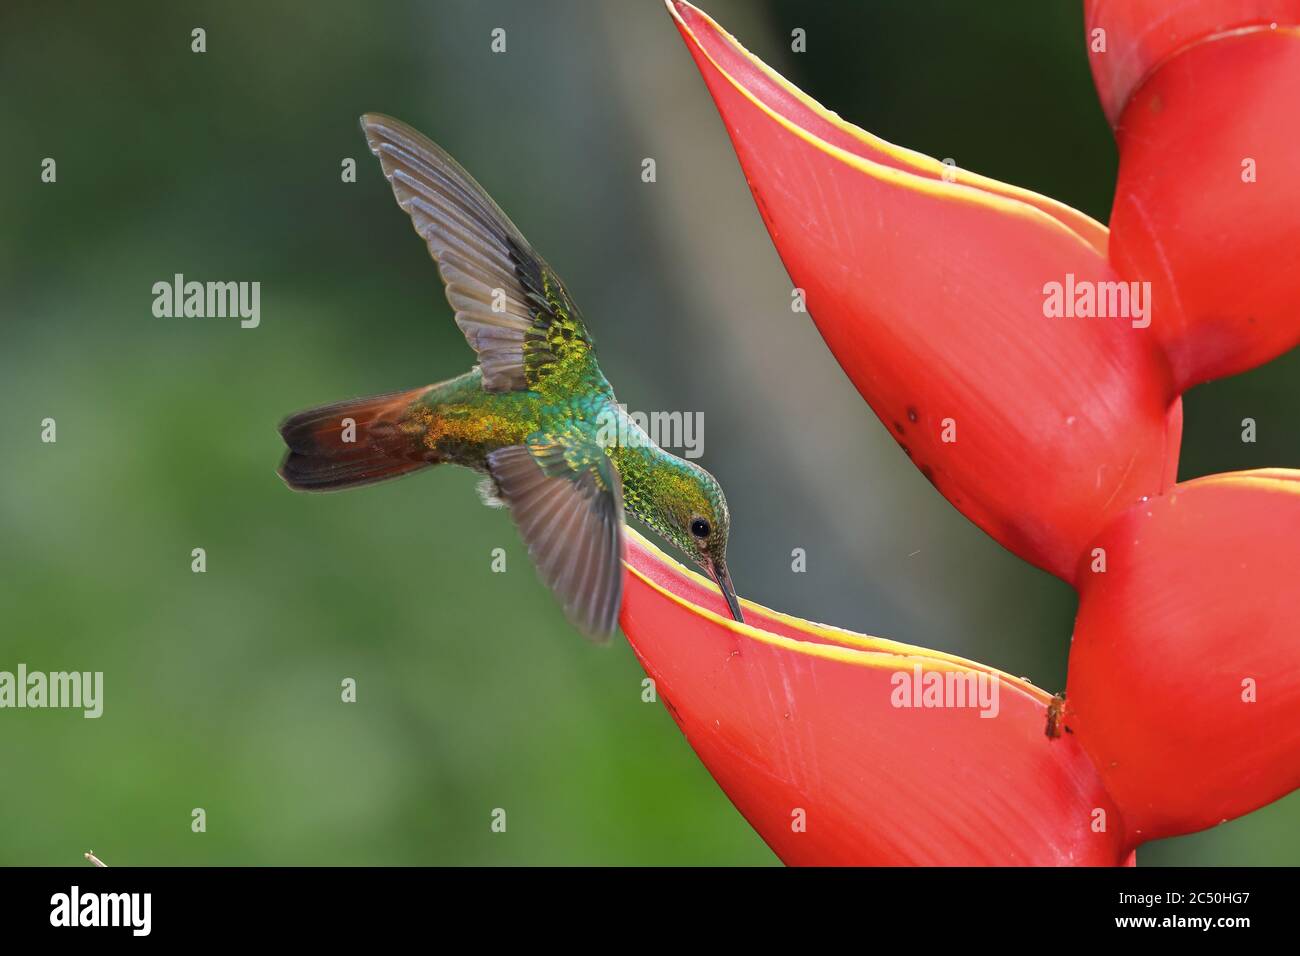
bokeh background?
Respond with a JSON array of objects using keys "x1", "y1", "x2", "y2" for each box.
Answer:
[{"x1": 2, "y1": 0, "x2": 1297, "y2": 865}]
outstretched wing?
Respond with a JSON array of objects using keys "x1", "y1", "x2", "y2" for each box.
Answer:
[
  {"x1": 361, "y1": 113, "x2": 596, "y2": 394},
  {"x1": 486, "y1": 432, "x2": 624, "y2": 641}
]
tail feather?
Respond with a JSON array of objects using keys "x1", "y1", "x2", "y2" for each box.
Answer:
[{"x1": 277, "y1": 386, "x2": 434, "y2": 492}]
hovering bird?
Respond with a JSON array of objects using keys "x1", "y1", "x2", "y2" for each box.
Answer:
[{"x1": 277, "y1": 114, "x2": 743, "y2": 640}]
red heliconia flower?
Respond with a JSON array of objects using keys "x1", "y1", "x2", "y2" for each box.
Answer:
[
  {"x1": 651, "y1": 0, "x2": 1300, "y2": 865},
  {"x1": 665, "y1": 0, "x2": 1182, "y2": 585},
  {"x1": 1086, "y1": 1, "x2": 1300, "y2": 386},
  {"x1": 620, "y1": 529, "x2": 1134, "y2": 866},
  {"x1": 1064, "y1": 470, "x2": 1300, "y2": 846}
]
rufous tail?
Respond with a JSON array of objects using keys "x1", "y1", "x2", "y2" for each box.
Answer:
[{"x1": 277, "y1": 386, "x2": 434, "y2": 491}]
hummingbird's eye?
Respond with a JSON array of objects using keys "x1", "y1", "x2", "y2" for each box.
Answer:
[{"x1": 690, "y1": 517, "x2": 711, "y2": 539}]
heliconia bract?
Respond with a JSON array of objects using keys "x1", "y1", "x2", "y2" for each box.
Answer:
[
  {"x1": 665, "y1": 0, "x2": 1183, "y2": 584},
  {"x1": 1064, "y1": 470, "x2": 1300, "y2": 845},
  {"x1": 1087, "y1": 1, "x2": 1300, "y2": 386},
  {"x1": 620, "y1": 528, "x2": 1134, "y2": 866}
]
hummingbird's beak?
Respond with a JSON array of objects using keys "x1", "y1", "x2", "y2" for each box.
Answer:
[{"x1": 706, "y1": 557, "x2": 745, "y2": 624}]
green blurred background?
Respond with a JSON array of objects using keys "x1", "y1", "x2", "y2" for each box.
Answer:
[{"x1": 2, "y1": 0, "x2": 1296, "y2": 866}]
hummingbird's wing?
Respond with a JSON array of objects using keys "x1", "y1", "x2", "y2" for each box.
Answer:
[
  {"x1": 486, "y1": 433, "x2": 624, "y2": 642},
  {"x1": 361, "y1": 113, "x2": 599, "y2": 395}
]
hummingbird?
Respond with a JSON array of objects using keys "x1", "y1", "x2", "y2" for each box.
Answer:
[{"x1": 277, "y1": 114, "x2": 743, "y2": 640}]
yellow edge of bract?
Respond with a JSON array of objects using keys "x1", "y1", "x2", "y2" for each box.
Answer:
[
  {"x1": 667, "y1": 0, "x2": 1109, "y2": 259},
  {"x1": 1183, "y1": 468, "x2": 1300, "y2": 497},
  {"x1": 622, "y1": 527, "x2": 1050, "y2": 704},
  {"x1": 672, "y1": 0, "x2": 1109, "y2": 250}
]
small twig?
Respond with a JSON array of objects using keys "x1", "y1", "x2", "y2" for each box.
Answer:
[{"x1": 84, "y1": 850, "x2": 107, "y2": 868}]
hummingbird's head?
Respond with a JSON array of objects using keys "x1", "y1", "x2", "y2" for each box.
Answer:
[{"x1": 652, "y1": 457, "x2": 744, "y2": 624}]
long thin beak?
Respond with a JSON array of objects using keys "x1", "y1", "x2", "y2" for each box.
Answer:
[{"x1": 706, "y1": 557, "x2": 745, "y2": 624}]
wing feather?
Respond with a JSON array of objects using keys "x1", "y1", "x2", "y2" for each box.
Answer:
[
  {"x1": 486, "y1": 439, "x2": 624, "y2": 641},
  {"x1": 361, "y1": 113, "x2": 596, "y2": 394}
]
